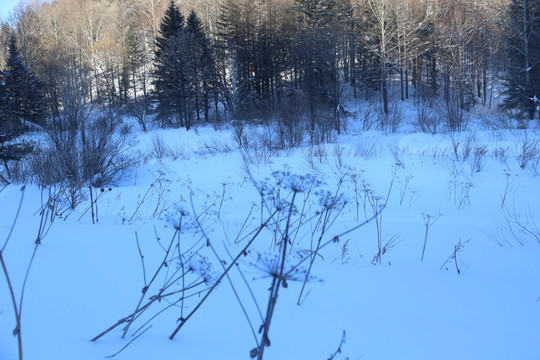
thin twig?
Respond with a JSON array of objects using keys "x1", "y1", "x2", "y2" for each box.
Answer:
[
  {"x1": 421, "y1": 213, "x2": 441, "y2": 262},
  {"x1": 257, "y1": 191, "x2": 298, "y2": 360},
  {"x1": 105, "y1": 325, "x2": 152, "y2": 358},
  {"x1": 298, "y1": 194, "x2": 346, "y2": 305},
  {"x1": 0, "y1": 249, "x2": 22, "y2": 360},
  {"x1": 135, "y1": 232, "x2": 148, "y2": 286},
  {"x1": 169, "y1": 210, "x2": 278, "y2": 340},
  {"x1": 1, "y1": 185, "x2": 26, "y2": 252},
  {"x1": 328, "y1": 330, "x2": 346, "y2": 360},
  {"x1": 122, "y1": 224, "x2": 181, "y2": 338},
  {"x1": 223, "y1": 240, "x2": 264, "y2": 342},
  {"x1": 285, "y1": 204, "x2": 386, "y2": 278},
  {"x1": 128, "y1": 184, "x2": 154, "y2": 223},
  {"x1": 131, "y1": 287, "x2": 209, "y2": 338},
  {"x1": 189, "y1": 192, "x2": 260, "y2": 347}
]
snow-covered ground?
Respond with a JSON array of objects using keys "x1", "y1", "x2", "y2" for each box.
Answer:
[{"x1": 1, "y1": 101, "x2": 539, "y2": 360}]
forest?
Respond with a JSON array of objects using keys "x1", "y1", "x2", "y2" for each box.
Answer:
[{"x1": 0, "y1": 0, "x2": 539, "y2": 134}]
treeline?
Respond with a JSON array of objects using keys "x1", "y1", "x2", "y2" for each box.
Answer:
[{"x1": 0, "y1": 0, "x2": 539, "y2": 133}]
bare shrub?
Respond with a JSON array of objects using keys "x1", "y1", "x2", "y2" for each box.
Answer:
[
  {"x1": 144, "y1": 140, "x2": 187, "y2": 163},
  {"x1": 472, "y1": 145, "x2": 488, "y2": 174},
  {"x1": 450, "y1": 132, "x2": 476, "y2": 162},
  {"x1": 436, "y1": 91, "x2": 470, "y2": 132},
  {"x1": 360, "y1": 102, "x2": 378, "y2": 131},
  {"x1": 309, "y1": 114, "x2": 338, "y2": 145},
  {"x1": 197, "y1": 138, "x2": 234, "y2": 156},
  {"x1": 493, "y1": 146, "x2": 510, "y2": 165},
  {"x1": 81, "y1": 116, "x2": 136, "y2": 187},
  {"x1": 236, "y1": 123, "x2": 277, "y2": 167},
  {"x1": 28, "y1": 61, "x2": 137, "y2": 209},
  {"x1": 303, "y1": 144, "x2": 329, "y2": 169},
  {"x1": 275, "y1": 115, "x2": 308, "y2": 149},
  {"x1": 516, "y1": 133, "x2": 540, "y2": 170},
  {"x1": 149, "y1": 134, "x2": 172, "y2": 159},
  {"x1": 125, "y1": 100, "x2": 150, "y2": 132},
  {"x1": 330, "y1": 143, "x2": 352, "y2": 172},
  {"x1": 415, "y1": 98, "x2": 440, "y2": 134},
  {"x1": 31, "y1": 112, "x2": 137, "y2": 209},
  {"x1": 481, "y1": 112, "x2": 515, "y2": 130},
  {"x1": 384, "y1": 102, "x2": 403, "y2": 133},
  {"x1": 389, "y1": 145, "x2": 405, "y2": 168},
  {"x1": 447, "y1": 178, "x2": 473, "y2": 210},
  {"x1": 355, "y1": 141, "x2": 379, "y2": 159},
  {"x1": 276, "y1": 95, "x2": 310, "y2": 149},
  {"x1": 486, "y1": 200, "x2": 540, "y2": 246}
]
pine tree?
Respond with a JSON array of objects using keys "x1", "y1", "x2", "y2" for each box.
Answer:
[
  {"x1": 152, "y1": 0, "x2": 187, "y2": 128},
  {"x1": 502, "y1": 0, "x2": 540, "y2": 120}
]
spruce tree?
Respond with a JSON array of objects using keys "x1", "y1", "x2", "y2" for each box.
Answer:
[
  {"x1": 216, "y1": 0, "x2": 257, "y2": 119},
  {"x1": 186, "y1": 10, "x2": 216, "y2": 124},
  {"x1": 0, "y1": 35, "x2": 43, "y2": 181},
  {"x1": 155, "y1": 1, "x2": 185, "y2": 59},
  {"x1": 502, "y1": 0, "x2": 540, "y2": 120},
  {"x1": 125, "y1": 24, "x2": 146, "y2": 103},
  {"x1": 1, "y1": 35, "x2": 45, "y2": 128},
  {"x1": 293, "y1": 0, "x2": 338, "y2": 130},
  {"x1": 153, "y1": 0, "x2": 187, "y2": 127},
  {"x1": 0, "y1": 129, "x2": 32, "y2": 181}
]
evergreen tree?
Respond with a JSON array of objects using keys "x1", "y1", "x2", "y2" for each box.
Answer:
[
  {"x1": 502, "y1": 0, "x2": 540, "y2": 120},
  {"x1": 216, "y1": 0, "x2": 256, "y2": 119},
  {"x1": 1, "y1": 35, "x2": 45, "y2": 128},
  {"x1": 293, "y1": 0, "x2": 339, "y2": 130},
  {"x1": 0, "y1": 129, "x2": 32, "y2": 181},
  {"x1": 186, "y1": 10, "x2": 216, "y2": 124},
  {"x1": 154, "y1": 0, "x2": 185, "y2": 59},
  {"x1": 125, "y1": 24, "x2": 147, "y2": 103},
  {"x1": 152, "y1": 0, "x2": 187, "y2": 127},
  {"x1": 0, "y1": 35, "x2": 43, "y2": 181}
]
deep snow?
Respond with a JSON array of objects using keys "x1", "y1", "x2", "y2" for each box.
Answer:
[{"x1": 1, "y1": 103, "x2": 539, "y2": 360}]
